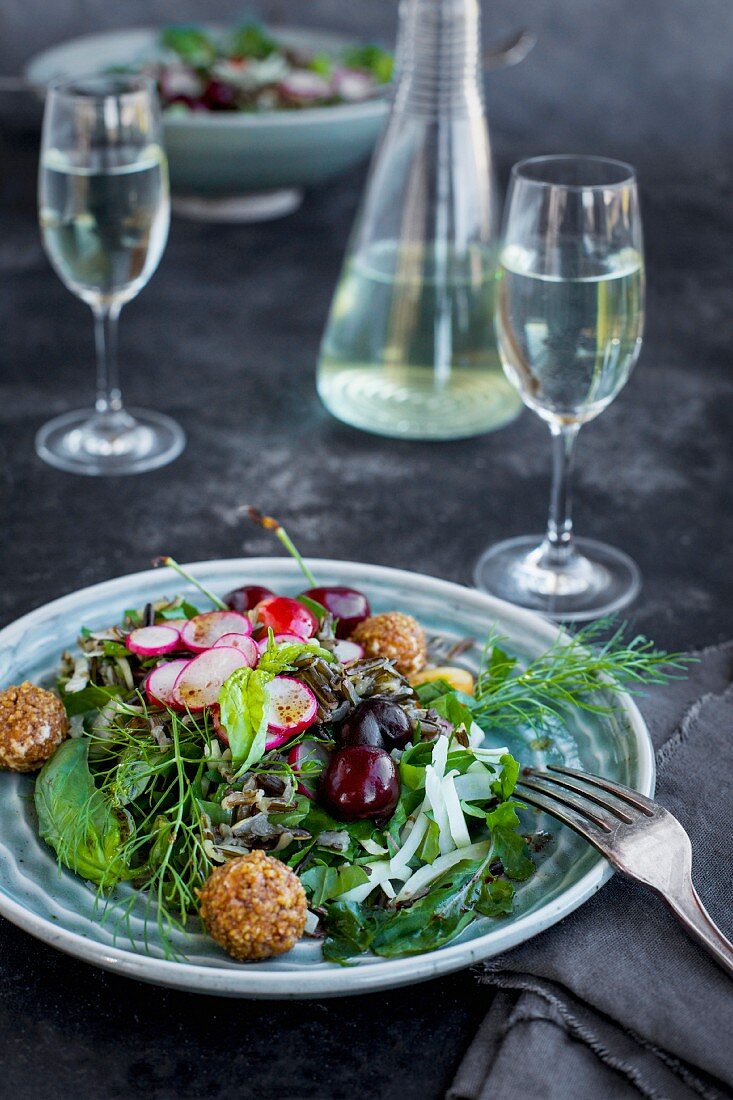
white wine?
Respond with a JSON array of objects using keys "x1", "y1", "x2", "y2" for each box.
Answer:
[
  {"x1": 39, "y1": 145, "x2": 169, "y2": 307},
  {"x1": 497, "y1": 243, "x2": 644, "y2": 424},
  {"x1": 317, "y1": 241, "x2": 521, "y2": 440}
]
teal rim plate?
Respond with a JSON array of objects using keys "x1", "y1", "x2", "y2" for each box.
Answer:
[{"x1": 0, "y1": 559, "x2": 654, "y2": 998}]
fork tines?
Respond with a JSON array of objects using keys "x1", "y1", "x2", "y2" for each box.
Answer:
[{"x1": 515, "y1": 765, "x2": 654, "y2": 849}]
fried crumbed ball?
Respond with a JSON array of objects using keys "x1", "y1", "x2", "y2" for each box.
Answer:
[
  {"x1": 199, "y1": 850, "x2": 307, "y2": 961},
  {"x1": 0, "y1": 682, "x2": 69, "y2": 773},
  {"x1": 351, "y1": 611, "x2": 428, "y2": 678}
]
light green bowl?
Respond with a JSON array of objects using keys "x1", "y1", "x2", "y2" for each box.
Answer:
[{"x1": 25, "y1": 27, "x2": 389, "y2": 218}]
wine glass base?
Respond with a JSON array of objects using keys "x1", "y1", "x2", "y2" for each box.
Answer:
[
  {"x1": 35, "y1": 408, "x2": 186, "y2": 476},
  {"x1": 474, "y1": 535, "x2": 641, "y2": 622}
]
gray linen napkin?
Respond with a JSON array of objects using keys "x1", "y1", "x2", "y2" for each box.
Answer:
[{"x1": 449, "y1": 642, "x2": 733, "y2": 1100}]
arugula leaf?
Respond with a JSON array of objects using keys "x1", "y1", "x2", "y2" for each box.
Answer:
[
  {"x1": 157, "y1": 600, "x2": 200, "y2": 621},
  {"x1": 58, "y1": 681, "x2": 123, "y2": 718},
  {"x1": 486, "y1": 801, "x2": 534, "y2": 881},
  {"x1": 300, "y1": 863, "x2": 369, "y2": 907},
  {"x1": 416, "y1": 817, "x2": 441, "y2": 863},
  {"x1": 35, "y1": 738, "x2": 134, "y2": 887},
  {"x1": 321, "y1": 901, "x2": 387, "y2": 965},
  {"x1": 218, "y1": 667, "x2": 273, "y2": 773},
  {"x1": 475, "y1": 876, "x2": 515, "y2": 917},
  {"x1": 102, "y1": 640, "x2": 132, "y2": 658},
  {"x1": 491, "y1": 752, "x2": 521, "y2": 801},
  {"x1": 371, "y1": 857, "x2": 486, "y2": 958},
  {"x1": 414, "y1": 680, "x2": 476, "y2": 734}
]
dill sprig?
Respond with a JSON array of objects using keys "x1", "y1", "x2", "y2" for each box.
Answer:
[{"x1": 473, "y1": 619, "x2": 692, "y2": 732}]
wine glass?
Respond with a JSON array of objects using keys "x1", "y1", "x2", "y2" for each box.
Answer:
[
  {"x1": 474, "y1": 155, "x2": 645, "y2": 620},
  {"x1": 36, "y1": 75, "x2": 185, "y2": 475}
]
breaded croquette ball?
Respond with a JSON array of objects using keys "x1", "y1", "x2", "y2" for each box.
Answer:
[
  {"x1": 0, "y1": 682, "x2": 69, "y2": 773},
  {"x1": 351, "y1": 611, "x2": 428, "y2": 678},
  {"x1": 199, "y1": 850, "x2": 307, "y2": 961}
]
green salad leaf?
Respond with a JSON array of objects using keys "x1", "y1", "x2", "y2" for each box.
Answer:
[
  {"x1": 257, "y1": 633, "x2": 333, "y2": 675},
  {"x1": 218, "y1": 667, "x2": 273, "y2": 773},
  {"x1": 229, "y1": 22, "x2": 277, "y2": 60},
  {"x1": 58, "y1": 681, "x2": 124, "y2": 718},
  {"x1": 161, "y1": 25, "x2": 217, "y2": 65},
  {"x1": 342, "y1": 43, "x2": 394, "y2": 83},
  {"x1": 301, "y1": 863, "x2": 370, "y2": 907},
  {"x1": 486, "y1": 802, "x2": 534, "y2": 881},
  {"x1": 34, "y1": 738, "x2": 134, "y2": 887}
]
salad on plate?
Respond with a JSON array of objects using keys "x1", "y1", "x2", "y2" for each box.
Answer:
[
  {"x1": 0, "y1": 513, "x2": 681, "y2": 966},
  {"x1": 123, "y1": 24, "x2": 393, "y2": 114}
]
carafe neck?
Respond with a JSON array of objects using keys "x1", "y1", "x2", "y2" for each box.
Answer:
[{"x1": 393, "y1": 0, "x2": 484, "y2": 117}]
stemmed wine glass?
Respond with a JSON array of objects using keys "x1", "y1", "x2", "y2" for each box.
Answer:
[
  {"x1": 475, "y1": 155, "x2": 645, "y2": 620},
  {"x1": 36, "y1": 75, "x2": 185, "y2": 475}
]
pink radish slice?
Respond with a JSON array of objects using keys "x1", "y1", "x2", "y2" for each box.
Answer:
[
  {"x1": 288, "y1": 739, "x2": 332, "y2": 798},
  {"x1": 333, "y1": 639, "x2": 364, "y2": 665},
  {"x1": 145, "y1": 658, "x2": 191, "y2": 709},
  {"x1": 265, "y1": 676, "x2": 318, "y2": 747},
  {"x1": 173, "y1": 647, "x2": 250, "y2": 712},
  {"x1": 211, "y1": 633, "x2": 258, "y2": 665},
  {"x1": 256, "y1": 632, "x2": 306, "y2": 655},
  {"x1": 180, "y1": 611, "x2": 252, "y2": 652},
  {"x1": 126, "y1": 625, "x2": 181, "y2": 656}
]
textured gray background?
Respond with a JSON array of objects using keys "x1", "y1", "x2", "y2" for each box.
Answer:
[{"x1": 0, "y1": 2, "x2": 731, "y2": 1098}]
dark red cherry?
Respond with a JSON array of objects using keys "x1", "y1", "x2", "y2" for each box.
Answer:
[
  {"x1": 224, "y1": 584, "x2": 275, "y2": 613},
  {"x1": 340, "y1": 698, "x2": 412, "y2": 750},
  {"x1": 300, "y1": 586, "x2": 370, "y2": 639},
  {"x1": 320, "y1": 746, "x2": 400, "y2": 821}
]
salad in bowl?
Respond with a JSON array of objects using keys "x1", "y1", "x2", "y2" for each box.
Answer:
[{"x1": 0, "y1": 514, "x2": 677, "y2": 967}]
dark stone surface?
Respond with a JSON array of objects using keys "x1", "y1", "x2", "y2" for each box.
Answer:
[{"x1": 0, "y1": 6, "x2": 732, "y2": 1092}]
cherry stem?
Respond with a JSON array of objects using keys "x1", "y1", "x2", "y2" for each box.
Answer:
[
  {"x1": 153, "y1": 556, "x2": 227, "y2": 610},
  {"x1": 244, "y1": 507, "x2": 318, "y2": 587}
]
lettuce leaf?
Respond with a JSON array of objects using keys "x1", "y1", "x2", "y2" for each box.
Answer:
[{"x1": 218, "y1": 667, "x2": 273, "y2": 773}]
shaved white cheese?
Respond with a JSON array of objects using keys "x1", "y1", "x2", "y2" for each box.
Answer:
[
  {"x1": 431, "y1": 735, "x2": 449, "y2": 779},
  {"x1": 304, "y1": 909, "x2": 320, "y2": 935},
  {"x1": 454, "y1": 769, "x2": 495, "y2": 802},
  {"x1": 468, "y1": 722, "x2": 486, "y2": 748},
  {"x1": 391, "y1": 809, "x2": 429, "y2": 872},
  {"x1": 424, "y1": 765, "x2": 455, "y2": 856},
  {"x1": 394, "y1": 840, "x2": 491, "y2": 903},
  {"x1": 360, "y1": 838, "x2": 389, "y2": 856},
  {"x1": 442, "y1": 770, "x2": 472, "y2": 848},
  {"x1": 472, "y1": 745, "x2": 509, "y2": 758},
  {"x1": 381, "y1": 879, "x2": 396, "y2": 900},
  {"x1": 339, "y1": 859, "x2": 412, "y2": 904}
]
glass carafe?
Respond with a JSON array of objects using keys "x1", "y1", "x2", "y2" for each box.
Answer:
[{"x1": 317, "y1": 0, "x2": 521, "y2": 440}]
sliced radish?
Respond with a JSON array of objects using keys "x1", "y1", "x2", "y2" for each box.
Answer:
[
  {"x1": 126, "y1": 625, "x2": 181, "y2": 656},
  {"x1": 145, "y1": 658, "x2": 191, "y2": 709},
  {"x1": 265, "y1": 676, "x2": 318, "y2": 748},
  {"x1": 173, "y1": 647, "x2": 250, "y2": 712},
  {"x1": 212, "y1": 633, "x2": 258, "y2": 665},
  {"x1": 256, "y1": 632, "x2": 306, "y2": 655},
  {"x1": 332, "y1": 639, "x2": 364, "y2": 665},
  {"x1": 288, "y1": 739, "x2": 332, "y2": 798},
  {"x1": 180, "y1": 611, "x2": 252, "y2": 652}
]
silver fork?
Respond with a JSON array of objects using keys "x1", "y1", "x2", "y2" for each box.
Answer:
[{"x1": 516, "y1": 764, "x2": 733, "y2": 978}]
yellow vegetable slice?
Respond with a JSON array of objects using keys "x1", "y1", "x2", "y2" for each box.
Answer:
[{"x1": 410, "y1": 665, "x2": 475, "y2": 695}]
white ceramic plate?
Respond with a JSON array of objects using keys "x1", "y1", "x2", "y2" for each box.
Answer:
[{"x1": 0, "y1": 559, "x2": 654, "y2": 998}]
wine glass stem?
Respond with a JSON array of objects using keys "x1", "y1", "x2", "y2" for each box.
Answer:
[
  {"x1": 544, "y1": 422, "x2": 580, "y2": 566},
  {"x1": 92, "y1": 302, "x2": 123, "y2": 416}
]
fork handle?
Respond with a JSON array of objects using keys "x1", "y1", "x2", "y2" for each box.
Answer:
[{"x1": 661, "y1": 880, "x2": 733, "y2": 979}]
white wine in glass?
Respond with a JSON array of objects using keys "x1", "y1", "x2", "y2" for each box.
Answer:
[
  {"x1": 36, "y1": 76, "x2": 185, "y2": 475},
  {"x1": 475, "y1": 156, "x2": 645, "y2": 620}
]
